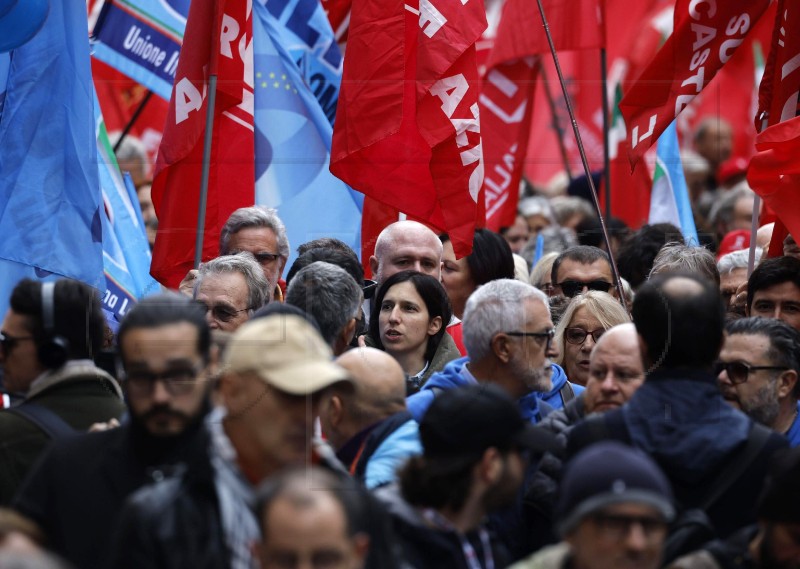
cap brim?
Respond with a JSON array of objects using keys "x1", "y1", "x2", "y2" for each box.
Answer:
[
  {"x1": 0, "y1": 0, "x2": 49, "y2": 53},
  {"x1": 259, "y1": 360, "x2": 351, "y2": 396}
]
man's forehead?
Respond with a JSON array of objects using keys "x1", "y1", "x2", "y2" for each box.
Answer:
[
  {"x1": 387, "y1": 242, "x2": 441, "y2": 259},
  {"x1": 754, "y1": 281, "x2": 800, "y2": 301},
  {"x1": 557, "y1": 259, "x2": 612, "y2": 281},
  {"x1": 723, "y1": 332, "x2": 771, "y2": 358},
  {"x1": 121, "y1": 323, "x2": 200, "y2": 360}
]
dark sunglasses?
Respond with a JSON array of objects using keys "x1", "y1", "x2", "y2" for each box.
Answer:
[
  {"x1": 565, "y1": 327, "x2": 605, "y2": 345},
  {"x1": 0, "y1": 331, "x2": 35, "y2": 353},
  {"x1": 198, "y1": 302, "x2": 252, "y2": 323},
  {"x1": 229, "y1": 250, "x2": 281, "y2": 265},
  {"x1": 713, "y1": 360, "x2": 788, "y2": 385},
  {"x1": 123, "y1": 366, "x2": 203, "y2": 396},
  {"x1": 556, "y1": 279, "x2": 613, "y2": 298}
]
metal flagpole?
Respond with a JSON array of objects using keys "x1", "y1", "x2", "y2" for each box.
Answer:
[
  {"x1": 600, "y1": 48, "x2": 611, "y2": 220},
  {"x1": 194, "y1": 75, "x2": 218, "y2": 269},
  {"x1": 112, "y1": 90, "x2": 154, "y2": 154},
  {"x1": 747, "y1": 116, "x2": 770, "y2": 276}
]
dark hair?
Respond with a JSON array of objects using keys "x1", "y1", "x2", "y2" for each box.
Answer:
[
  {"x1": 617, "y1": 223, "x2": 684, "y2": 289},
  {"x1": 632, "y1": 273, "x2": 725, "y2": 370},
  {"x1": 440, "y1": 229, "x2": 515, "y2": 286},
  {"x1": 747, "y1": 256, "x2": 800, "y2": 310},
  {"x1": 286, "y1": 247, "x2": 363, "y2": 287},
  {"x1": 9, "y1": 279, "x2": 105, "y2": 362},
  {"x1": 551, "y1": 245, "x2": 613, "y2": 285},
  {"x1": 296, "y1": 237, "x2": 356, "y2": 257},
  {"x1": 727, "y1": 317, "x2": 800, "y2": 396},
  {"x1": 399, "y1": 455, "x2": 476, "y2": 512},
  {"x1": 117, "y1": 293, "x2": 211, "y2": 364},
  {"x1": 575, "y1": 217, "x2": 629, "y2": 248},
  {"x1": 369, "y1": 271, "x2": 452, "y2": 363}
]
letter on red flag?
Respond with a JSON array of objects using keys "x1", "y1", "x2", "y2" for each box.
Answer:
[
  {"x1": 331, "y1": 0, "x2": 487, "y2": 257},
  {"x1": 150, "y1": 0, "x2": 254, "y2": 287}
]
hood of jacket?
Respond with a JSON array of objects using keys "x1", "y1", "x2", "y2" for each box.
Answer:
[
  {"x1": 537, "y1": 364, "x2": 584, "y2": 410},
  {"x1": 406, "y1": 356, "x2": 472, "y2": 422}
]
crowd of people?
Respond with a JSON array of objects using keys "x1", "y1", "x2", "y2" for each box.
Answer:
[{"x1": 2, "y1": 120, "x2": 800, "y2": 569}]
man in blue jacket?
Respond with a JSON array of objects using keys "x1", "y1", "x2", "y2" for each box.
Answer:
[{"x1": 407, "y1": 279, "x2": 583, "y2": 424}]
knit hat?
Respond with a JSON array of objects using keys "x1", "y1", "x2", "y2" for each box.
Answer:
[
  {"x1": 758, "y1": 448, "x2": 800, "y2": 522},
  {"x1": 556, "y1": 441, "x2": 674, "y2": 536}
]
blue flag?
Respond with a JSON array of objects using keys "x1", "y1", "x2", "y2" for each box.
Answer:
[
  {"x1": 253, "y1": 0, "x2": 363, "y2": 267},
  {"x1": 0, "y1": 0, "x2": 104, "y2": 309},
  {"x1": 650, "y1": 121, "x2": 699, "y2": 245},
  {"x1": 91, "y1": 0, "x2": 189, "y2": 100}
]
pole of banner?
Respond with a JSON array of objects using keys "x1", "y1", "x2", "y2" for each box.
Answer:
[
  {"x1": 112, "y1": 90, "x2": 154, "y2": 154},
  {"x1": 600, "y1": 48, "x2": 611, "y2": 220},
  {"x1": 538, "y1": 60, "x2": 573, "y2": 183},
  {"x1": 534, "y1": 0, "x2": 626, "y2": 307},
  {"x1": 747, "y1": 116, "x2": 769, "y2": 276},
  {"x1": 194, "y1": 75, "x2": 218, "y2": 269}
]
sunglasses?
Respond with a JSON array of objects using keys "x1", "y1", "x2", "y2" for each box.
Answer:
[
  {"x1": 565, "y1": 327, "x2": 605, "y2": 345},
  {"x1": 0, "y1": 331, "x2": 35, "y2": 353},
  {"x1": 555, "y1": 279, "x2": 613, "y2": 298},
  {"x1": 124, "y1": 365, "x2": 203, "y2": 396},
  {"x1": 713, "y1": 360, "x2": 788, "y2": 385},
  {"x1": 198, "y1": 302, "x2": 252, "y2": 323}
]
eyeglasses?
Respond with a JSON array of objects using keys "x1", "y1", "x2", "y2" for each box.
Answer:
[
  {"x1": 0, "y1": 332, "x2": 35, "y2": 354},
  {"x1": 362, "y1": 279, "x2": 378, "y2": 299},
  {"x1": 565, "y1": 327, "x2": 605, "y2": 345},
  {"x1": 590, "y1": 512, "x2": 668, "y2": 541},
  {"x1": 198, "y1": 302, "x2": 252, "y2": 323},
  {"x1": 713, "y1": 360, "x2": 788, "y2": 385},
  {"x1": 504, "y1": 329, "x2": 555, "y2": 352},
  {"x1": 123, "y1": 365, "x2": 204, "y2": 396},
  {"x1": 555, "y1": 279, "x2": 613, "y2": 298},
  {"x1": 229, "y1": 250, "x2": 281, "y2": 265}
]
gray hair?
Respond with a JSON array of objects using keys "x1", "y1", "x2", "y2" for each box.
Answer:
[
  {"x1": 680, "y1": 149, "x2": 710, "y2": 175},
  {"x1": 649, "y1": 242, "x2": 720, "y2": 286},
  {"x1": 518, "y1": 196, "x2": 555, "y2": 223},
  {"x1": 195, "y1": 252, "x2": 270, "y2": 312},
  {"x1": 462, "y1": 279, "x2": 549, "y2": 362},
  {"x1": 550, "y1": 196, "x2": 596, "y2": 225},
  {"x1": 285, "y1": 261, "x2": 362, "y2": 347},
  {"x1": 219, "y1": 206, "x2": 290, "y2": 259},
  {"x1": 708, "y1": 184, "x2": 754, "y2": 230},
  {"x1": 718, "y1": 248, "x2": 762, "y2": 275}
]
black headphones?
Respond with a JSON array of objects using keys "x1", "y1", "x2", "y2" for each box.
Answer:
[{"x1": 38, "y1": 282, "x2": 70, "y2": 369}]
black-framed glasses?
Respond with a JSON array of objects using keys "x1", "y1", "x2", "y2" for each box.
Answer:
[
  {"x1": 565, "y1": 327, "x2": 605, "y2": 346},
  {"x1": 589, "y1": 512, "x2": 668, "y2": 541},
  {"x1": 198, "y1": 302, "x2": 252, "y2": 323},
  {"x1": 713, "y1": 360, "x2": 788, "y2": 385},
  {"x1": 555, "y1": 279, "x2": 613, "y2": 298},
  {"x1": 0, "y1": 331, "x2": 35, "y2": 353},
  {"x1": 123, "y1": 365, "x2": 204, "y2": 396},
  {"x1": 229, "y1": 250, "x2": 281, "y2": 265},
  {"x1": 504, "y1": 329, "x2": 555, "y2": 351}
]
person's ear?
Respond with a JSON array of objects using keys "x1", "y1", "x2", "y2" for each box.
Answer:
[
  {"x1": 328, "y1": 395, "x2": 344, "y2": 427},
  {"x1": 479, "y1": 447, "x2": 503, "y2": 485},
  {"x1": 369, "y1": 256, "x2": 379, "y2": 281},
  {"x1": 778, "y1": 370, "x2": 798, "y2": 399},
  {"x1": 490, "y1": 333, "x2": 513, "y2": 364},
  {"x1": 427, "y1": 315, "x2": 443, "y2": 336}
]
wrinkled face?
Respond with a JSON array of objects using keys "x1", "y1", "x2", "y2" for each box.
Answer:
[
  {"x1": 374, "y1": 230, "x2": 442, "y2": 284},
  {"x1": 227, "y1": 227, "x2": 285, "y2": 290},
  {"x1": 121, "y1": 323, "x2": 209, "y2": 437},
  {"x1": 196, "y1": 272, "x2": 251, "y2": 332},
  {"x1": 567, "y1": 503, "x2": 668, "y2": 569},
  {"x1": 260, "y1": 494, "x2": 366, "y2": 569},
  {"x1": 553, "y1": 259, "x2": 615, "y2": 299},
  {"x1": 504, "y1": 216, "x2": 530, "y2": 253},
  {"x1": 563, "y1": 306, "x2": 604, "y2": 387},
  {"x1": 441, "y1": 240, "x2": 475, "y2": 319},
  {"x1": 717, "y1": 333, "x2": 782, "y2": 427},
  {"x1": 761, "y1": 522, "x2": 800, "y2": 569},
  {"x1": 0, "y1": 310, "x2": 45, "y2": 395},
  {"x1": 379, "y1": 281, "x2": 441, "y2": 360},
  {"x1": 585, "y1": 331, "x2": 644, "y2": 414},
  {"x1": 506, "y1": 298, "x2": 553, "y2": 396},
  {"x1": 749, "y1": 282, "x2": 800, "y2": 331},
  {"x1": 720, "y1": 267, "x2": 747, "y2": 307}
]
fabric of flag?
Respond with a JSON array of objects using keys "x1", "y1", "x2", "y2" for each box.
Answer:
[
  {"x1": 0, "y1": 0, "x2": 104, "y2": 292},
  {"x1": 253, "y1": 0, "x2": 363, "y2": 270},
  {"x1": 490, "y1": 0, "x2": 604, "y2": 63},
  {"x1": 620, "y1": 0, "x2": 771, "y2": 170},
  {"x1": 331, "y1": 0, "x2": 487, "y2": 257},
  {"x1": 149, "y1": 0, "x2": 254, "y2": 288},
  {"x1": 321, "y1": 0, "x2": 352, "y2": 47},
  {"x1": 649, "y1": 121, "x2": 699, "y2": 244},
  {"x1": 91, "y1": 0, "x2": 189, "y2": 100},
  {"x1": 95, "y1": 91, "x2": 161, "y2": 330},
  {"x1": 748, "y1": 115, "x2": 800, "y2": 244}
]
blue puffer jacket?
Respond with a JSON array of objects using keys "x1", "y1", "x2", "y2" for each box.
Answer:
[
  {"x1": 406, "y1": 356, "x2": 555, "y2": 424},
  {"x1": 537, "y1": 364, "x2": 584, "y2": 411}
]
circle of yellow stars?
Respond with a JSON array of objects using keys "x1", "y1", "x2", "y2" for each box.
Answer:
[{"x1": 256, "y1": 71, "x2": 298, "y2": 94}]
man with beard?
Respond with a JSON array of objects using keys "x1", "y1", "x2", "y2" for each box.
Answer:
[
  {"x1": 13, "y1": 294, "x2": 215, "y2": 569},
  {"x1": 668, "y1": 448, "x2": 800, "y2": 569},
  {"x1": 717, "y1": 318, "x2": 800, "y2": 446},
  {"x1": 375, "y1": 384, "x2": 556, "y2": 569}
]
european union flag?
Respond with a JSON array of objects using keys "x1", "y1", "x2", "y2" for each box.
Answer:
[{"x1": 253, "y1": 0, "x2": 362, "y2": 266}]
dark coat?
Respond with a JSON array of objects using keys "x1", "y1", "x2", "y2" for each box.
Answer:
[{"x1": 0, "y1": 363, "x2": 125, "y2": 505}]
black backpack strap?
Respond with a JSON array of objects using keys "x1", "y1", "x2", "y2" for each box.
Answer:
[
  {"x1": 7, "y1": 402, "x2": 77, "y2": 440},
  {"x1": 700, "y1": 423, "x2": 772, "y2": 510},
  {"x1": 559, "y1": 382, "x2": 575, "y2": 405}
]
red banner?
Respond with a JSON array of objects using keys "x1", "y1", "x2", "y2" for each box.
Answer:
[
  {"x1": 621, "y1": 0, "x2": 771, "y2": 169},
  {"x1": 331, "y1": 0, "x2": 487, "y2": 257},
  {"x1": 150, "y1": 0, "x2": 254, "y2": 287}
]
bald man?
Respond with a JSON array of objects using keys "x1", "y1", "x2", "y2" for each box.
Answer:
[
  {"x1": 321, "y1": 348, "x2": 422, "y2": 488},
  {"x1": 368, "y1": 221, "x2": 443, "y2": 285}
]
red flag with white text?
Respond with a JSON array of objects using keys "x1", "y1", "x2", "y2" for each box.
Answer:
[
  {"x1": 150, "y1": 0, "x2": 254, "y2": 287},
  {"x1": 331, "y1": 0, "x2": 487, "y2": 257},
  {"x1": 620, "y1": 0, "x2": 771, "y2": 170}
]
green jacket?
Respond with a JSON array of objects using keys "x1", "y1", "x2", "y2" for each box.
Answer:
[{"x1": 0, "y1": 362, "x2": 125, "y2": 505}]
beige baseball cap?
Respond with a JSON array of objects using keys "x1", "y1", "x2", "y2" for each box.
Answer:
[{"x1": 223, "y1": 314, "x2": 351, "y2": 395}]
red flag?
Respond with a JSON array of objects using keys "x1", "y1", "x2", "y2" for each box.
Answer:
[
  {"x1": 331, "y1": 0, "x2": 487, "y2": 257},
  {"x1": 323, "y1": 0, "x2": 352, "y2": 47},
  {"x1": 150, "y1": 0, "x2": 254, "y2": 287},
  {"x1": 621, "y1": 0, "x2": 771, "y2": 169}
]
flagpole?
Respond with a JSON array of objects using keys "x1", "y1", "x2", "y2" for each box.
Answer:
[
  {"x1": 534, "y1": 0, "x2": 626, "y2": 307},
  {"x1": 538, "y1": 60, "x2": 573, "y2": 184},
  {"x1": 195, "y1": 75, "x2": 217, "y2": 269},
  {"x1": 747, "y1": 116, "x2": 769, "y2": 276},
  {"x1": 601, "y1": 48, "x2": 611, "y2": 220},
  {"x1": 112, "y1": 90, "x2": 154, "y2": 154}
]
